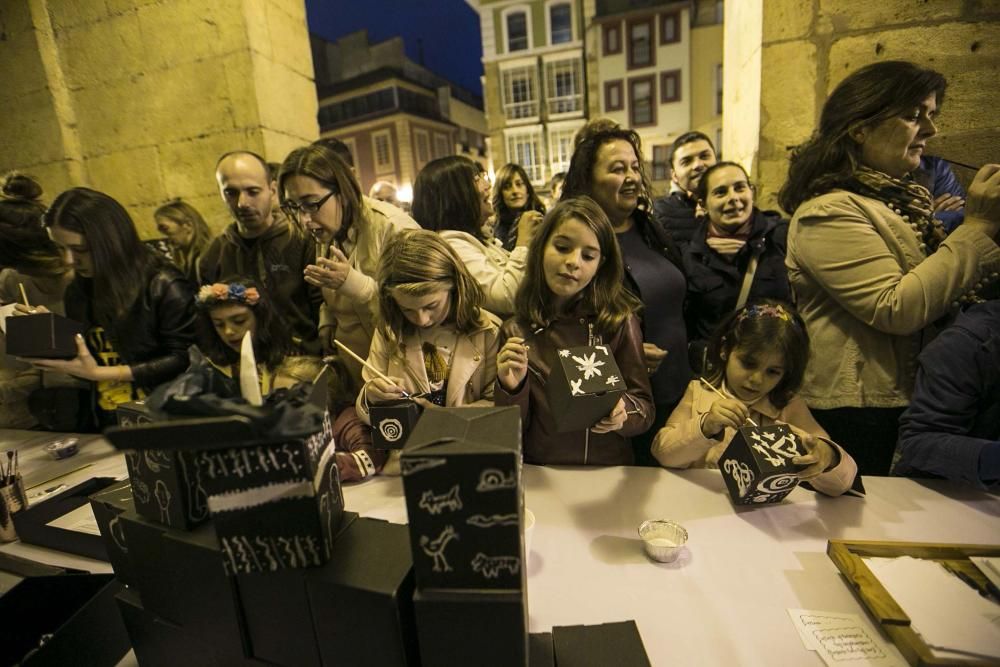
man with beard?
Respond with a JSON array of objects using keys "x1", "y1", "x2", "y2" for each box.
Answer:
[
  {"x1": 652, "y1": 132, "x2": 717, "y2": 249},
  {"x1": 199, "y1": 151, "x2": 323, "y2": 353}
]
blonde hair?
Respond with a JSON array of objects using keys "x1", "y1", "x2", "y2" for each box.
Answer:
[{"x1": 376, "y1": 229, "x2": 486, "y2": 348}]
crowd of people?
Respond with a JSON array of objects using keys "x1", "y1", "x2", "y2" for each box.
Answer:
[{"x1": 1, "y1": 60, "x2": 998, "y2": 491}]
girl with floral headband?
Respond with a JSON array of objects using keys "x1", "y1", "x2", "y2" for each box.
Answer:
[
  {"x1": 195, "y1": 278, "x2": 295, "y2": 393},
  {"x1": 652, "y1": 300, "x2": 858, "y2": 496}
]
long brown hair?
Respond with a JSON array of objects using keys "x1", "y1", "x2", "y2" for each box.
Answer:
[
  {"x1": 44, "y1": 188, "x2": 159, "y2": 324},
  {"x1": 278, "y1": 144, "x2": 363, "y2": 241},
  {"x1": 778, "y1": 60, "x2": 946, "y2": 214},
  {"x1": 155, "y1": 199, "x2": 212, "y2": 278},
  {"x1": 515, "y1": 196, "x2": 640, "y2": 336},
  {"x1": 561, "y1": 118, "x2": 653, "y2": 214},
  {"x1": 411, "y1": 156, "x2": 485, "y2": 240},
  {"x1": 376, "y1": 229, "x2": 487, "y2": 348}
]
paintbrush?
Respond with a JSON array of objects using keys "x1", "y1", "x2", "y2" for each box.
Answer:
[
  {"x1": 332, "y1": 339, "x2": 412, "y2": 398},
  {"x1": 18, "y1": 283, "x2": 31, "y2": 310},
  {"x1": 698, "y1": 377, "x2": 759, "y2": 427}
]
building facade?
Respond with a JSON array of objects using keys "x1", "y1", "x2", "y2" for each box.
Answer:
[
  {"x1": 312, "y1": 31, "x2": 488, "y2": 198},
  {"x1": 469, "y1": 0, "x2": 722, "y2": 191}
]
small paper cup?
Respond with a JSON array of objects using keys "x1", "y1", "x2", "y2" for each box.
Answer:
[
  {"x1": 638, "y1": 519, "x2": 688, "y2": 563},
  {"x1": 524, "y1": 508, "x2": 536, "y2": 556}
]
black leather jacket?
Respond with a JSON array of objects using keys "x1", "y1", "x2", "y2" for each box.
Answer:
[
  {"x1": 65, "y1": 261, "x2": 198, "y2": 390},
  {"x1": 652, "y1": 191, "x2": 700, "y2": 250}
]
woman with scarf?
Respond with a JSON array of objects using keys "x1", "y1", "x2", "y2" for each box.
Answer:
[
  {"x1": 683, "y1": 162, "x2": 791, "y2": 372},
  {"x1": 779, "y1": 60, "x2": 1000, "y2": 475}
]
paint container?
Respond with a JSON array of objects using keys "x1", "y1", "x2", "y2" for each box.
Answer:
[
  {"x1": 524, "y1": 508, "x2": 535, "y2": 556},
  {"x1": 45, "y1": 438, "x2": 80, "y2": 460},
  {"x1": 638, "y1": 519, "x2": 687, "y2": 563}
]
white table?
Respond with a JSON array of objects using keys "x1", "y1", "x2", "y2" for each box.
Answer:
[{"x1": 4, "y1": 430, "x2": 999, "y2": 665}]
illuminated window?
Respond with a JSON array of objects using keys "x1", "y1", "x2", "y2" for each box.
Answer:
[
  {"x1": 629, "y1": 76, "x2": 655, "y2": 127},
  {"x1": 507, "y1": 11, "x2": 528, "y2": 52},
  {"x1": 605, "y1": 80, "x2": 623, "y2": 112},
  {"x1": 501, "y1": 65, "x2": 539, "y2": 120},
  {"x1": 506, "y1": 129, "x2": 544, "y2": 183},
  {"x1": 661, "y1": 70, "x2": 681, "y2": 103},
  {"x1": 549, "y1": 3, "x2": 572, "y2": 44},
  {"x1": 372, "y1": 130, "x2": 394, "y2": 173},
  {"x1": 603, "y1": 23, "x2": 621, "y2": 55},
  {"x1": 627, "y1": 18, "x2": 654, "y2": 69},
  {"x1": 545, "y1": 58, "x2": 582, "y2": 115},
  {"x1": 660, "y1": 11, "x2": 680, "y2": 44}
]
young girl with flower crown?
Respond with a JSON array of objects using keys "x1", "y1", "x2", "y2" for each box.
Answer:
[
  {"x1": 195, "y1": 278, "x2": 295, "y2": 394},
  {"x1": 651, "y1": 300, "x2": 857, "y2": 495},
  {"x1": 495, "y1": 197, "x2": 654, "y2": 465},
  {"x1": 357, "y1": 229, "x2": 502, "y2": 472}
]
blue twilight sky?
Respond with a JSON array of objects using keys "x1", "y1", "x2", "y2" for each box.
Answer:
[{"x1": 305, "y1": 0, "x2": 485, "y2": 98}]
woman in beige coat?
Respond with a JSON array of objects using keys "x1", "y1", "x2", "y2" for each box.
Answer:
[
  {"x1": 779, "y1": 60, "x2": 1000, "y2": 475},
  {"x1": 279, "y1": 144, "x2": 418, "y2": 390}
]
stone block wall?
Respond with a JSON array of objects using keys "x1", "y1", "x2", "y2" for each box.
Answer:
[
  {"x1": 0, "y1": 0, "x2": 318, "y2": 236},
  {"x1": 755, "y1": 0, "x2": 1000, "y2": 212}
]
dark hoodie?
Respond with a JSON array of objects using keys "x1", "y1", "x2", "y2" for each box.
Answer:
[{"x1": 198, "y1": 216, "x2": 322, "y2": 352}]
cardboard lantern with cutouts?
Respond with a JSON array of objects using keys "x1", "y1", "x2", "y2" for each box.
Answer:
[
  {"x1": 717, "y1": 424, "x2": 809, "y2": 505},
  {"x1": 370, "y1": 399, "x2": 424, "y2": 450},
  {"x1": 546, "y1": 345, "x2": 625, "y2": 433}
]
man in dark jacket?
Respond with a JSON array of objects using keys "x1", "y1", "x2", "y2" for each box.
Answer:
[
  {"x1": 893, "y1": 300, "x2": 1000, "y2": 488},
  {"x1": 652, "y1": 131, "x2": 717, "y2": 249},
  {"x1": 199, "y1": 151, "x2": 322, "y2": 353}
]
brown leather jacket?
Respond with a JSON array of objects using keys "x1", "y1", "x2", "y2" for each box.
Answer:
[{"x1": 496, "y1": 305, "x2": 654, "y2": 465}]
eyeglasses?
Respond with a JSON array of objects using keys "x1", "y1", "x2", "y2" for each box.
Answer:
[{"x1": 282, "y1": 190, "x2": 336, "y2": 219}]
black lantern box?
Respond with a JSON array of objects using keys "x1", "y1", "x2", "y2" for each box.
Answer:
[
  {"x1": 89, "y1": 479, "x2": 137, "y2": 587},
  {"x1": 413, "y1": 588, "x2": 528, "y2": 667},
  {"x1": 400, "y1": 406, "x2": 525, "y2": 592},
  {"x1": 546, "y1": 344, "x2": 625, "y2": 432},
  {"x1": 370, "y1": 398, "x2": 424, "y2": 449},
  {"x1": 115, "y1": 400, "x2": 210, "y2": 532},
  {"x1": 107, "y1": 411, "x2": 343, "y2": 575},
  {"x1": 4, "y1": 312, "x2": 85, "y2": 359},
  {"x1": 718, "y1": 423, "x2": 809, "y2": 506}
]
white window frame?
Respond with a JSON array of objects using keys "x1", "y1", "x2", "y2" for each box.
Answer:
[
  {"x1": 504, "y1": 126, "x2": 545, "y2": 184},
  {"x1": 545, "y1": 0, "x2": 575, "y2": 46},
  {"x1": 546, "y1": 121, "x2": 582, "y2": 176},
  {"x1": 543, "y1": 55, "x2": 583, "y2": 117},
  {"x1": 413, "y1": 128, "x2": 431, "y2": 167},
  {"x1": 501, "y1": 5, "x2": 533, "y2": 54},
  {"x1": 371, "y1": 129, "x2": 395, "y2": 175},
  {"x1": 500, "y1": 58, "x2": 540, "y2": 123},
  {"x1": 433, "y1": 132, "x2": 451, "y2": 158}
]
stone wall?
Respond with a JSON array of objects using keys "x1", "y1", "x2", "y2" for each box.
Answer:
[
  {"x1": 755, "y1": 0, "x2": 1000, "y2": 211},
  {"x1": 0, "y1": 0, "x2": 318, "y2": 236}
]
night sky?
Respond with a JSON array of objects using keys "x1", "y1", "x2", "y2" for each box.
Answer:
[{"x1": 305, "y1": 0, "x2": 485, "y2": 98}]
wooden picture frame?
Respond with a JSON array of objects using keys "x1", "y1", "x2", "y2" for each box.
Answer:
[{"x1": 827, "y1": 539, "x2": 1000, "y2": 666}]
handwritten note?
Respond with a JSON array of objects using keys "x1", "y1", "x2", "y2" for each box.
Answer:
[{"x1": 787, "y1": 609, "x2": 904, "y2": 667}]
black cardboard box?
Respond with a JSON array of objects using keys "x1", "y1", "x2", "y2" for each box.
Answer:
[
  {"x1": 552, "y1": 621, "x2": 651, "y2": 666},
  {"x1": 116, "y1": 587, "x2": 219, "y2": 667},
  {"x1": 236, "y1": 511, "x2": 357, "y2": 667},
  {"x1": 370, "y1": 399, "x2": 424, "y2": 449},
  {"x1": 529, "y1": 632, "x2": 555, "y2": 666},
  {"x1": 0, "y1": 573, "x2": 128, "y2": 667},
  {"x1": 89, "y1": 480, "x2": 137, "y2": 587},
  {"x1": 546, "y1": 344, "x2": 625, "y2": 432},
  {"x1": 5, "y1": 312, "x2": 85, "y2": 359},
  {"x1": 401, "y1": 407, "x2": 524, "y2": 591},
  {"x1": 413, "y1": 588, "x2": 527, "y2": 667},
  {"x1": 306, "y1": 517, "x2": 418, "y2": 667},
  {"x1": 13, "y1": 477, "x2": 117, "y2": 561},
  {"x1": 119, "y1": 512, "x2": 250, "y2": 662},
  {"x1": 205, "y1": 431, "x2": 344, "y2": 575},
  {"x1": 717, "y1": 423, "x2": 807, "y2": 505},
  {"x1": 115, "y1": 401, "x2": 211, "y2": 531}
]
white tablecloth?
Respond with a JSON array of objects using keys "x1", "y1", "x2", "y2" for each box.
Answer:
[{"x1": 3, "y1": 430, "x2": 998, "y2": 665}]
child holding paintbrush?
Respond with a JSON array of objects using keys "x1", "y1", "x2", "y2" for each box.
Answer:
[{"x1": 652, "y1": 301, "x2": 858, "y2": 496}]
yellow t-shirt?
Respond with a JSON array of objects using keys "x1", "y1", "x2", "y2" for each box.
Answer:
[{"x1": 87, "y1": 326, "x2": 144, "y2": 411}]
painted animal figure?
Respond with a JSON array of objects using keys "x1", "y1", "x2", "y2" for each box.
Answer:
[
  {"x1": 420, "y1": 525, "x2": 459, "y2": 572},
  {"x1": 471, "y1": 552, "x2": 520, "y2": 579},
  {"x1": 419, "y1": 484, "x2": 463, "y2": 515}
]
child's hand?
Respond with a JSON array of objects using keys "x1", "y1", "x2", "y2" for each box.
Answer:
[
  {"x1": 642, "y1": 342, "x2": 668, "y2": 375},
  {"x1": 366, "y1": 376, "x2": 409, "y2": 403},
  {"x1": 515, "y1": 211, "x2": 544, "y2": 247},
  {"x1": 701, "y1": 398, "x2": 749, "y2": 438},
  {"x1": 591, "y1": 397, "x2": 627, "y2": 433},
  {"x1": 304, "y1": 247, "x2": 351, "y2": 290},
  {"x1": 497, "y1": 337, "x2": 529, "y2": 391},
  {"x1": 791, "y1": 432, "x2": 836, "y2": 480}
]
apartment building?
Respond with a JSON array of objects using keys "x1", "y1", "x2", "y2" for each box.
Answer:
[{"x1": 312, "y1": 31, "x2": 489, "y2": 196}]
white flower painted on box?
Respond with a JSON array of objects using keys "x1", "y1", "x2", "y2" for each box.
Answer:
[{"x1": 572, "y1": 352, "x2": 605, "y2": 379}]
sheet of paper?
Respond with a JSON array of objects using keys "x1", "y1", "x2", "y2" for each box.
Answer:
[
  {"x1": 0, "y1": 302, "x2": 17, "y2": 334},
  {"x1": 787, "y1": 608, "x2": 904, "y2": 666},
  {"x1": 864, "y1": 556, "x2": 1000, "y2": 661},
  {"x1": 45, "y1": 503, "x2": 102, "y2": 536}
]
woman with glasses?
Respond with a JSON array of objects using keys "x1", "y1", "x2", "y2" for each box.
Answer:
[
  {"x1": 412, "y1": 156, "x2": 541, "y2": 317},
  {"x1": 278, "y1": 144, "x2": 418, "y2": 387}
]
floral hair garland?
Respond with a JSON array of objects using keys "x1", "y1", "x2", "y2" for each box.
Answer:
[
  {"x1": 196, "y1": 282, "x2": 260, "y2": 307},
  {"x1": 737, "y1": 303, "x2": 793, "y2": 325}
]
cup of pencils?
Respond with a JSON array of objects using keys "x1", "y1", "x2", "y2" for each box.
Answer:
[{"x1": 0, "y1": 451, "x2": 26, "y2": 542}]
